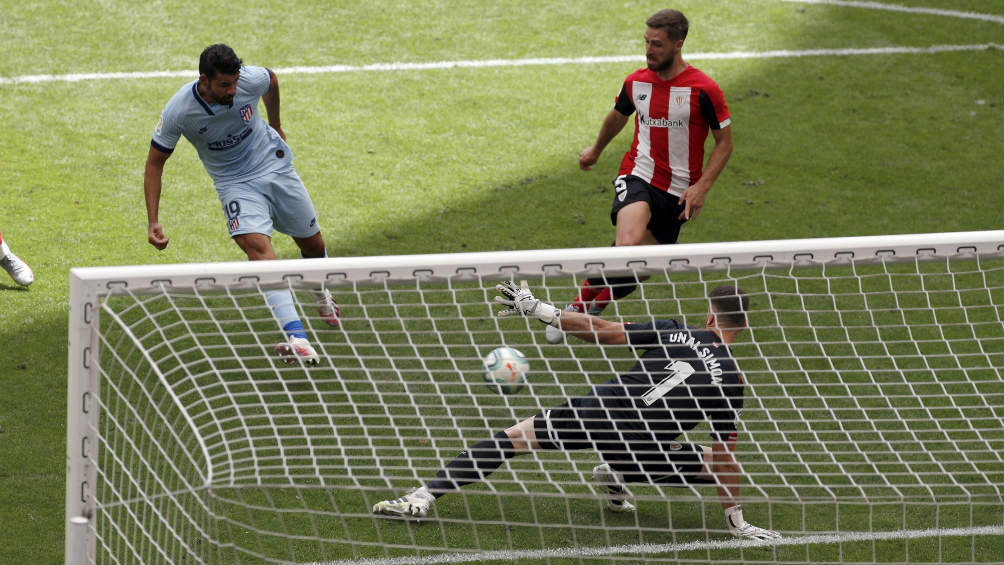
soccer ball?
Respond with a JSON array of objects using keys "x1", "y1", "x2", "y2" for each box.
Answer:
[{"x1": 481, "y1": 346, "x2": 529, "y2": 395}]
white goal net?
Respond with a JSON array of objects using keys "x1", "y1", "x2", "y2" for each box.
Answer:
[{"x1": 66, "y1": 231, "x2": 1004, "y2": 565}]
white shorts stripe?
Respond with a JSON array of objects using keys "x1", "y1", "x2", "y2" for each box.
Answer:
[
  {"x1": 667, "y1": 87, "x2": 692, "y2": 194},
  {"x1": 630, "y1": 82, "x2": 655, "y2": 182}
]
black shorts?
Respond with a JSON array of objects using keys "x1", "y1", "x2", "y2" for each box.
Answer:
[
  {"x1": 533, "y1": 394, "x2": 708, "y2": 485},
  {"x1": 609, "y1": 175, "x2": 687, "y2": 244}
]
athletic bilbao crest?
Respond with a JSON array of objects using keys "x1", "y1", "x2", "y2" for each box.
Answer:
[{"x1": 239, "y1": 103, "x2": 253, "y2": 122}]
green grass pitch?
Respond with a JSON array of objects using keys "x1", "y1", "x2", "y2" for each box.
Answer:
[{"x1": 1, "y1": 1, "x2": 1002, "y2": 563}]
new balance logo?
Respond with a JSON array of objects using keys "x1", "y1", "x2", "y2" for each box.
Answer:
[{"x1": 637, "y1": 94, "x2": 648, "y2": 101}]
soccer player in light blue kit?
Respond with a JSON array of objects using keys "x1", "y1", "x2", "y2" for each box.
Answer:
[{"x1": 144, "y1": 44, "x2": 338, "y2": 365}]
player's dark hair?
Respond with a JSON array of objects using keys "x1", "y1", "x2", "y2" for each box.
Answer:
[
  {"x1": 646, "y1": 9, "x2": 689, "y2": 42},
  {"x1": 709, "y1": 285, "x2": 748, "y2": 328},
  {"x1": 199, "y1": 44, "x2": 242, "y2": 80}
]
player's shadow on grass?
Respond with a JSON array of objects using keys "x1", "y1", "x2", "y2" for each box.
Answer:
[
  {"x1": 325, "y1": 160, "x2": 625, "y2": 257},
  {"x1": 0, "y1": 282, "x2": 31, "y2": 291}
]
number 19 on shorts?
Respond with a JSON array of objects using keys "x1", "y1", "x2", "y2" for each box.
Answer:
[{"x1": 225, "y1": 200, "x2": 241, "y2": 233}]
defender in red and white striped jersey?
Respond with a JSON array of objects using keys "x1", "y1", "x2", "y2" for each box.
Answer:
[
  {"x1": 546, "y1": 9, "x2": 734, "y2": 345},
  {"x1": 614, "y1": 64, "x2": 731, "y2": 196}
]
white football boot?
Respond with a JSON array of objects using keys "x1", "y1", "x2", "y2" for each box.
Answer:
[
  {"x1": 544, "y1": 305, "x2": 577, "y2": 344},
  {"x1": 372, "y1": 488, "x2": 434, "y2": 519},
  {"x1": 593, "y1": 463, "x2": 636, "y2": 513},
  {"x1": 274, "y1": 337, "x2": 319, "y2": 365},
  {"x1": 0, "y1": 252, "x2": 33, "y2": 287},
  {"x1": 316, "y1": 289, "x2": 340, "y2": 327}
]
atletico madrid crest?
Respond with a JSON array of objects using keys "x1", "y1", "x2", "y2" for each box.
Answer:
[{"x1": 239, "y1": 104, "x2": 253, "y2": 122}]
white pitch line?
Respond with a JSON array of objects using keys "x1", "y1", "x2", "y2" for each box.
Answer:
[
  {"x1": 781, "y1": 0, "x2": 1004, "y2": 24},
  {"x1": 316, "y1": 524, "x2": 1004, "y2": 565},
  {"x1": 1, "y1": 43, "x2": 1001, "y2": 86}
]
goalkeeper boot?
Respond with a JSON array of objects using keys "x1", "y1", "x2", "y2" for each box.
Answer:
[
  {"x1": 725, "y1": 505, "x2": 781, "y2": 540},
  {"x1": 372, "y1": 488, "x2": 434, "y2": 519},
  {"x1": 544, "y1": 304, "x2": 576, "y2": 344},
  {"x1": 274, "y1": 337, "x2": 319, "y2": 366},
  {"x1": 593, "y1": 463, "x2": 635, "y2": 513},
  {"x1": 316, "y1": 289, "x2": 341, "y2": 328},
  {"x1": 0, "y1": 252, "x2": 33, "y2": 287}
]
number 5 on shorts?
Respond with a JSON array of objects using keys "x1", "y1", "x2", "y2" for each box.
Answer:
[{"x1": 614, "y1": 175, "x2": 628, "y2": 202}]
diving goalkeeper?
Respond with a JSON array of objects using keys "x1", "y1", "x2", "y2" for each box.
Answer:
[{"x1": 373, "y1": 282, "x2": 780, "y2": 540}]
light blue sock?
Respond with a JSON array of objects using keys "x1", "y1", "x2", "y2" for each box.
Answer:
[{"x1": 265, "y1": 289, "x2": 307, "y2": 339}]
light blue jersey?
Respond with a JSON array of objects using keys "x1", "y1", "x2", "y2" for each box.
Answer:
[{"x1": 151, "y1": 65, "x2": 292, "y2": 185}]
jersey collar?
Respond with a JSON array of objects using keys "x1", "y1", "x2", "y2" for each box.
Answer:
[{"x1": 191, "y1": 83, "x2": 215, "y2": 116}]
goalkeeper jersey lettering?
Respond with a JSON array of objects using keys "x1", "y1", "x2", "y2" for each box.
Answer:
[
  {"x1": 613, "y1": 66, "x2": 730, "y2": 196},
  {"x1": 594, "y1": 320, "x2": 743, "y2": 442},
  {"x1": 151, "y1": 65, "x2": 292, "y2": 185}
]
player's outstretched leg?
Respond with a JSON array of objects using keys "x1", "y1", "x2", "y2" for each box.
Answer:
[
  {"x1": 266, "y1": 289, "x2": 319, "y2": 365},
  {"x1": 316, "y1": 288, "x2": 341, "y2": 328},
  {"x1": 293, "y1": 237, "x2": 340, "y2": 328},
  {"x1": 0, "y1": 232, "x2": 34, "y2": 287},
  {"x1": 372, "y1": 487, "x2": 435, "y2": 519},
  {"x1": 592, "y1": 463, "x2": 636, "y2": 513}
]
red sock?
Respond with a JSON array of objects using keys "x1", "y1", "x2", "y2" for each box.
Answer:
[
  {"x1": 570, "y1": 280, "x2": 604, "y2": 313},
  {"x1": 591, "y1": 287, "x2": 613, "y2": 312}
]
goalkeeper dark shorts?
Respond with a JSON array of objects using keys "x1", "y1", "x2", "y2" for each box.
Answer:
[
  {"x1": 532, "y1": 393, "x2": 709, "y2": 485},
  {"x1": 609, "y1": 174, "x2": 687, "y2": 244}
]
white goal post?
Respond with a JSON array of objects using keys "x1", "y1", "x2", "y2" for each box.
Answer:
[{"x1": 66, "y1": 231, "x2": 1004, "y2": 565}]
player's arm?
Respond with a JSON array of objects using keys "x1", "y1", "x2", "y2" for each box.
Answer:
[
  {"x1": 144, "y1": 145, "x2": 172, "y2": 250},
  {"x1": 709, "y1": 438, "x2": 780, "y2": 540},
  {"x1": 262, "y1": 69, "x2": 285, "y2": 140},
  {"x1": 494, "y1": 280, "x2": 627, "y2": 344},
  {"x1": 553, "y1": 309, "x2": 627, "y2": 345},
  {"x1": 678, "y1": 125, "x2": 732, "y2": 220},
  {"x1": 579, "y1": 108, "x2": 631, "y2": 170}
]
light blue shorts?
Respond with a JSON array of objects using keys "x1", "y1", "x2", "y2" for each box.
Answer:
[{"x1": 216, "y1": 168, "x2": 321, "y2": 239}]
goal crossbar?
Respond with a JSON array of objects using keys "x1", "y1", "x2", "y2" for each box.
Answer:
[{"x1": 67, "y1": 231, "x2": 1001, "y2": 289}]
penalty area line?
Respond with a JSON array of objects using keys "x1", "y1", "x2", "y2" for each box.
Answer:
[
  {"x1": 1, "y1": 43, "x2": 1002, "y2": 85},
  {"x1": 316, "y1": 524, "x2": 1004, "y2": 565}
]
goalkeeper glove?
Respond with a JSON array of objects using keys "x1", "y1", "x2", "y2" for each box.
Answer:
[
  {"x1": 495, "y1": 280, "x2": 560, "y2": 326},
  {"x1": 725, "y1": 505, "x2": 781, "y2": 541}
]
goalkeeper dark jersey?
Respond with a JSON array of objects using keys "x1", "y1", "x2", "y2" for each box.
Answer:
[
  {"x1": 595, "y1": 320, "x2": 744, "y2": 443},
  {"x1": 535, "y1": 319, "x2": 745, "y2": 456}
]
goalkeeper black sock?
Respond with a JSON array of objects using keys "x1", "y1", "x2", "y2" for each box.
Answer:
[{"x1": 426, "y1": 431, "x2": 516, "y2": 498}]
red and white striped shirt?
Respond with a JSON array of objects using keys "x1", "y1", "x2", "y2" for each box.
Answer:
[{"x1": 615, "y1": 66, "x2": 730, "y2": 196}]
